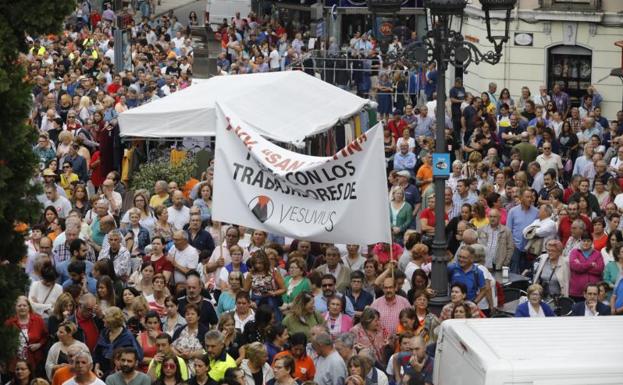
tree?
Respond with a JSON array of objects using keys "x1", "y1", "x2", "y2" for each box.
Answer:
[{"x1": 0, "y1": 0, "x2": 74, "y2": 364}]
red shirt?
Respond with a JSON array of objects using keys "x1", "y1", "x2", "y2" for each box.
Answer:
[
  {"x1": 558, "y1": 215, "x2": 593, "y2": 246},
  {"x1": 387, "y1": 119, "x2": 408, "y2": 141},
  {"x1": 563, "y1": 187, "x2": 576, "y2": 204},
  {"x1": 107, "y1": 83, "x2": 122, "y2": 94},
  {"x1": 372, "y1": 243, "x2": 404, "y2": 265},
  {"x1": 420, "y1": 208, "x2": 448, "y2": 228},
  {"x1": 76, "y1": 311, "x2": 99, "y2": 352},
  {"x1": 593, "y1": 233, "x2": 608, "y2": 251},
  {"x1": 146, "y1": 254, "x2": 174, "y2": 275}
]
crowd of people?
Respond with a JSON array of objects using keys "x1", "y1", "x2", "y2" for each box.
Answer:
[{"x1": 7, "y1": 2, "x2": 623, "y2": 385}]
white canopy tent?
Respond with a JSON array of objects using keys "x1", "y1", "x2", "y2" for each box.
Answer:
[{"x1": 119, "y1": 71, "x2": 373, "y2": 145}]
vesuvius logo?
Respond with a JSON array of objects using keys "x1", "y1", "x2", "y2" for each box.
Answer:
[{"x1": 248, "y1": 195, "x2": 274, "y2": 223}]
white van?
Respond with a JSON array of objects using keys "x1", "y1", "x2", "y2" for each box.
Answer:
[
  {"x1": 205, "y1": 0, "x2": 251, "y2": 29},
  {"x1": 434, "y1": 317, "x2": 623, "y2": 385}
]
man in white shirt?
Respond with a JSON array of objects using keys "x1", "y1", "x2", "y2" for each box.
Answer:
[
  {"x1": 536, "y1": 141, "x2": 563, "y2": 179},
  {"x1": 100, "y1": 178, "x2": 122, "y2": 216},
  {"x1": 44, "y1": 184, "x2": 72, "y2": 219},
  {"x1": 268, "y1": 45, "x2": 281, "y2": 71},
  {"x1": 167, "y1": 190, "x2": 190, "y2": 230},
  {"x1": 171, "y1": 31, "x2": 184, "y2": 52},
  {"x1": 522, "y1": 204, "x2": 558, "y2": 254},
  {"x1": 167, "y1": 230, "x2": 199, "y2": 284},
  {"x1": 471, "y1": 244, "x2": 496, "y2": 316},
  {"x1": 206, "y1": 226, "x2": 251, "y2": 286}
]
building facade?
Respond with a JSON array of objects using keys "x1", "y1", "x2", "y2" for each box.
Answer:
[{"x1": 459, "y1": 0, "x2": 623, "y2": 118}]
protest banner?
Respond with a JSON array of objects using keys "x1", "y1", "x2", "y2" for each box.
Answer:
[{"x1": 212, "y1": 103, "x2": 391, "y2": 244}]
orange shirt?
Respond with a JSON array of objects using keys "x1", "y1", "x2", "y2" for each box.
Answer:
[
  {"x1": 416, "y1": 163, "x2": 433, "y2": 192},
  {"x1": 52, "y1": 367, "x2": 96, "y2": 385},
  {"x1": 274, "y1": 350, "x2": 316, "y2": 382}
]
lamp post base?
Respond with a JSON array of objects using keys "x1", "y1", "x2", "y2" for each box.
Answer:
[{"x1": 429, "y1": 294, "x2": 451, "y2": 315}]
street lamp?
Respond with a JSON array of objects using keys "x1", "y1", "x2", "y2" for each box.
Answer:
[{"x1": 390, "y1": 0, "x2": 516, "y2": 305}]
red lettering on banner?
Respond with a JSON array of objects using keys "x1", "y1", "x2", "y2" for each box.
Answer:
[
  {"x1": 333, "y1": 133, "x2": 368, "y2": 160},
  {"x1": 230, "y1": 124, "x2": 258, "y2": 150},
  {"x1": 263, "y1": 149, "x2": 306, "y2": 172}
]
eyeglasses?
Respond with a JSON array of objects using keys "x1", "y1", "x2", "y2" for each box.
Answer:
[
  {"x1": 63, "y1": 165, "x2": 71, "y2": 169},
  {"x1": 321, "y1": 283, "x2": 334, "y2": 288}
]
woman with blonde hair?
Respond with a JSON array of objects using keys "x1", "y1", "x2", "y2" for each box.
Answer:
[
  {"x1": 514, "y1": 284, "x2": 556, "y2": 317},
  {"x1": 94, "y1": 307, "x2": 143, "y2": 377},
  {"x1": 389, "y1": 186, "x2": 412, "y2": 244},
  {"x1": 78, "y1": 95, "x2": 94, "y2": 122},
  {"x1": 282, "y1": 292, "x2": 325, "y2": 338},
  {"x1": 45, "y1": 321, "x2": 88, "y2": 380},
  {"x1": 56, "y1": 131, "x2": 74, "y2": 158},
  {"x1": 47, "y1": 293, "x2": 76, "y2": 341},
  {"x1": 462, "y1": 151, "x2": 482, "y2": 179},
  {"x1": 240, "y1": 342, "x2": 274, "y2": 385}
]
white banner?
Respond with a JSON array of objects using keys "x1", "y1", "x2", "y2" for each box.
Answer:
[{"x1": 212, "y1": 103, "x2": 391, "y2": 244}]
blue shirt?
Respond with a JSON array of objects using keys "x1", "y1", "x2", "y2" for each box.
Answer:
[
  {"x1": 56, "y1": 259, "x2": 94, "y2": 283},
  {"x1": 62, "y1": 276, "x2": 97, "y2": 294},
  {"x1": 447, "y1": 263, "x2": 485, "y2": 301},
  {"x1": 393, "y1": 152, "x2": 416, "y2": 174},
  {"x1": 614, "y1": 278, "x2": 623, "y2": 309},
  {"x1": 450, "y1": 192, "x2": 478, "y2": 218},
  {"x1": 506, "y1": 204, "x2": 539, "y2": 250}
]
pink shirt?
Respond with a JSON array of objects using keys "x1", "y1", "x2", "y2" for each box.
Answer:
[{"x1": 370, "y1": 295, "x2": 412, "y2": 334}]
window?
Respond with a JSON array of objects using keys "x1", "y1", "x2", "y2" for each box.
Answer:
[{"x1": 540, "y1": 0, "x2": 601, "y2": 11}]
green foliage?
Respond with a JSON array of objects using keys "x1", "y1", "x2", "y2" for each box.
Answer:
[
  {"x1": 0, "y1": 0, "x2": 75, "y2": 365},
  {"x1": 130, "y1": 157, "x2": 198, "y2": 194}
]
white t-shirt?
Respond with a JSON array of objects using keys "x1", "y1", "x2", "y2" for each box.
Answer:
[
  {"x1": 477, "y1": 264, "x2": 497, "y2": 310},
  {"x1": 62, "y1": 377, "x2": 106, "y2": 385},
  {"x1": 172, "y1": 37, "x2": 184, "y2": 50},
  {"x1": 269, "y1": 49, "x2": 280, "y2": 69},
  {"x1": 170, "y1": 244, "x2": 199, "y2": 284},
  {"x1": 44, "y1": 196, "x2": 72, "y2": 219},
  {"x1": 396, "y1": 137, "x2": 416, "y2": 152},
  {"x1": 234, "y1": 309, "x2": 255, "y2": 331},
  {"x1": 167, "y1": 205, "x2": 190, "y2": 230}
]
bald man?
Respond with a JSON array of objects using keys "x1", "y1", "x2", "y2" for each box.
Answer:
[
  {"x1": 167, "y1": 190, "x2": 190, "y2": 230},
  {"x1": 167, "y1": 230, "x2": 199, "y2": 284},
  {"x1": 453, "y1": 227, "x2": 478, "y2": 263}
]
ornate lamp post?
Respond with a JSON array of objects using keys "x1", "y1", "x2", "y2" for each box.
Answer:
[{"x1": 391, "y1": 0, "x2": 516, "y2": 305}]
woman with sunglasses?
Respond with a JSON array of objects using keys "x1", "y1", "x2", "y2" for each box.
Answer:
[
  {"x1": 153, "y1": 354, "x2": 186, "y2": 385},
  {"x1": 60, "y1": 161, "x2": 79, "y2": 198}
]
